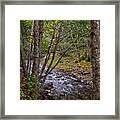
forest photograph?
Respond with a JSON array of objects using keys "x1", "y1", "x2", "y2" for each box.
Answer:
[{"x1": 20, "y1": 20, "x2": 100, "y2": 100}]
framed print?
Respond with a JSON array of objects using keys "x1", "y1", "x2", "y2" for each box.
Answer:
[{"x1": 0, "y1": 0, "x2": 119, "y2": 119}]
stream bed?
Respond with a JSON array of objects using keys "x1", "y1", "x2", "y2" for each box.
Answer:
[{"x1": 41, "y1": 71, "x2": 93, "y2": 100}]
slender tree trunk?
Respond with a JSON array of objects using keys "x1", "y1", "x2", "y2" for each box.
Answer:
[
  {"x1": 38, "y1": 21, "x2": 43, "y2": 75},
  {"x1": 20, "y1": 49, "x2": 26, "y2": 77},
  {"x1": 32, "y1": 20, "x2": 41, "y2": 79},
  {"x1": 41, "y1": 26, "x2": 62, "y2": 81},
  {"x1": 42, "y1": 45, "x2": 71, "y2": 81},
  {"x1": 91, "y1": 20, "x2": 100, "y2": 100},
  {"x1": 39, "y1": 29, "x2": 55, "y2": 79},
  {"x1": 45, "y1": 39, "x2": 59, "y2": 75},
  {"x1": 27, "y1": 21, "x2": 34, "y2": 75},
  {"x1": 20, "y1": 24, "x2": 27, "y2": 77}
]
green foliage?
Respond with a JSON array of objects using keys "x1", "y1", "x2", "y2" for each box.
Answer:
[
  {"x1": 20, "y1": 20, "x2": 32, "y2": 30},
  {"x1": 20, "y1": 74, "x2": 43, "y2": 100},
  {"x1": 28, "y1": 74, "x2": 36, "y2": 92},
  {"x1": 20, "y1": 89, "x2": 25, "y2": 98},
  {"x1": 42, "y1": 39, "x2": 49, "y2": 53}
]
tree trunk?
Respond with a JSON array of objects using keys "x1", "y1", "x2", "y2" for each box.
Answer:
[
  {"x1": 91, "y1": 20, "x2": 100, "y2": 100},
  {"x1": 38, "y1": 21, "x2": 44, "y2": 75},
  {"x1": 20, "y1": 24, "x2": 27, "y2": 77},
  {"x1": 32, "y1": 20, "x2": 43, "y2": 79},
  {"x1": 31, "y1": 20, "x2": 43, "y2": 99},
  {"x1": 32, "y1": 20, "x2": 39, "y2": 77},
  {"x1": 39, "y1": 29, "x2": 55, "y2": 79}
]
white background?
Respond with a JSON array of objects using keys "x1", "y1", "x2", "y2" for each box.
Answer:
[{"x1": 5, "y1": 5, "x2": 115, "y2": 115}]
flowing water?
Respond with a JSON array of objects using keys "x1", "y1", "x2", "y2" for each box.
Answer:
[{"x1": 41, "y1": 70, "x2": 93, "y2": 99}]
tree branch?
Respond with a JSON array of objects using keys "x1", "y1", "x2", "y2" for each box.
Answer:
[
  {"x1": 39, "y1": 29, "x2": 55, "y2": 78},
  {"x1": 42, "y1": 46, "x2": 71, "y2": 81}
]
